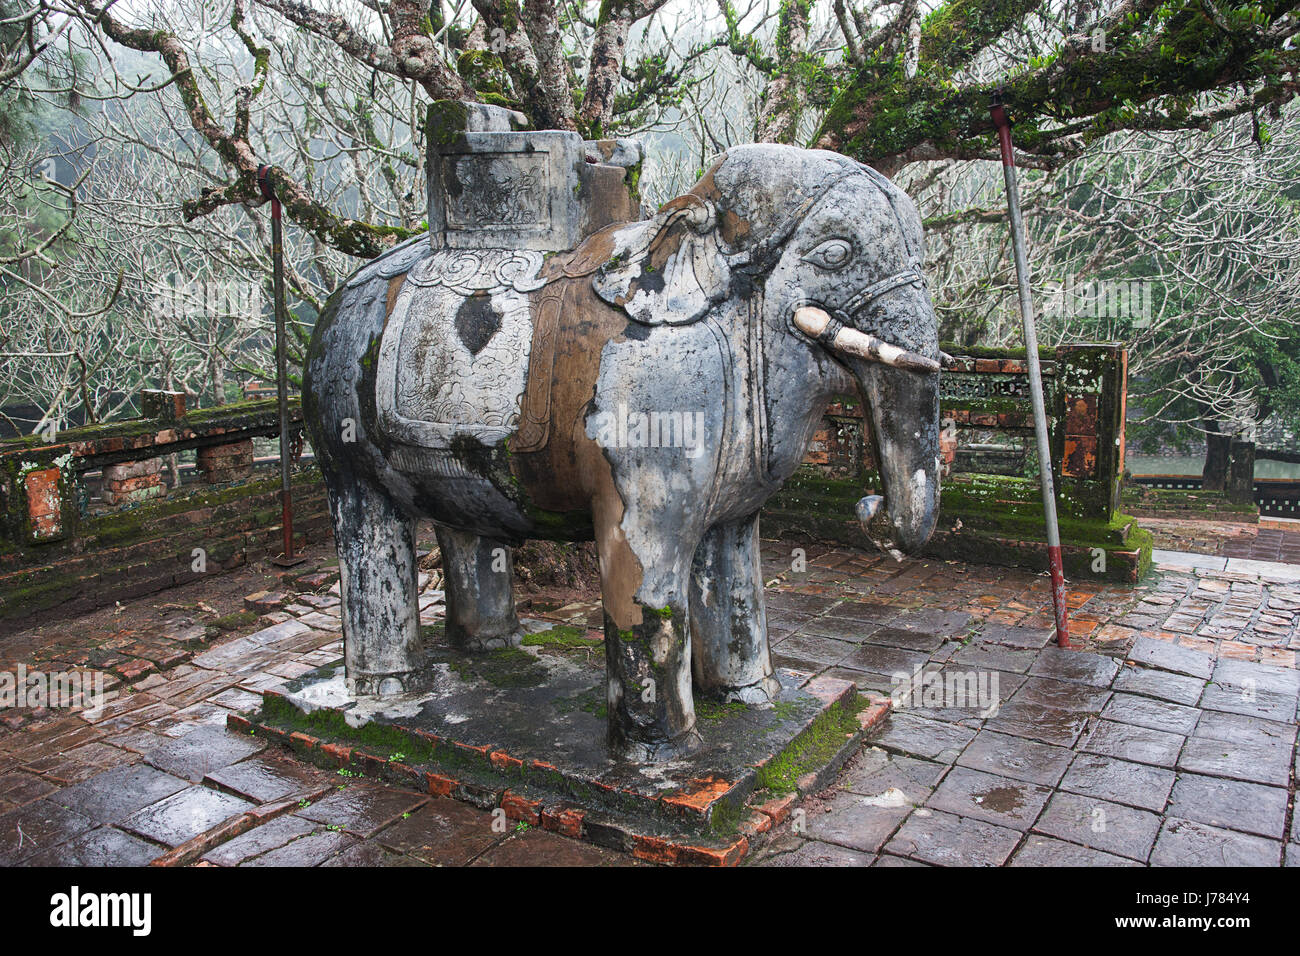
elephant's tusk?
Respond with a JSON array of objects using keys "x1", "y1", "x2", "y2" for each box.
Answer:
[{"x1": 793, "y1": 307, "x2": 940, "y2": 374}]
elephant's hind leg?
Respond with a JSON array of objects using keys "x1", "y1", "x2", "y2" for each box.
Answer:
[
  {"x1": 327, "y1": 476, "x2": 426, "y2": 696},
  {"x1": 690, "y1": 512, "x2": 782, "y2": 704},
  {"x1": 435, "y1": 526, "x2": 523, "y2": 651}
]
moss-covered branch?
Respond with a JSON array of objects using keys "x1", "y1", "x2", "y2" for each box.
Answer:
[{"x1": 817, "y1": 0, "x2": 1300, "y2": 172}]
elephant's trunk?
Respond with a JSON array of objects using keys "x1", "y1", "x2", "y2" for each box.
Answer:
[
  {"x1": 794, "y1": 307, "x2": 941, "y2": 557},
  {"x1": 853, "y1": 358, "x2": 941, "y2": 556}
]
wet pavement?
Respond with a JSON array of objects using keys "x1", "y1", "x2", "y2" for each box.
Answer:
[
  {"x1": 0, "y1": 537, "x2": 1297, "y2": 866},
  {"x1": 1140, "y1": 515, "x2": 1300, "y2": 565}
]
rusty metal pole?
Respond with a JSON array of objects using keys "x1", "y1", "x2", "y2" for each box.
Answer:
[
  {"x1": 989, "y1": 99, "x2": 1070, "y2": 648},
  {"x1": 258, "y1": 165, "x2": 301, "y2": 566}
]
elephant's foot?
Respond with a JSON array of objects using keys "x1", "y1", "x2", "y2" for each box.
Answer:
[
  {"x1": 613, "y1": 724, "x2": 704, "y2": 763},
  {"x1": 602, "y1": 609, "x2": 701, "y2": 762},
  {"x1": 324, "y1": 473, "x2": 425, "y2": 700},
  {"x1": 708, "y1": 673, "x2": 784, "y2": 706},
  {"x1": 454, "y1": 623, "x2": 525, "y2": 653},
  {"x1": 347, "y1": 667, "x2": 433, "y2": 698}
]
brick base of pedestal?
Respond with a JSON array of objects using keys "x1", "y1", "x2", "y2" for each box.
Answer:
[
  {"x1": 101, "y1": 458, "x2": 166, "y2": 506},
  {"x1": 198, "y1": 440, "x2": 255, "y2": 484}
]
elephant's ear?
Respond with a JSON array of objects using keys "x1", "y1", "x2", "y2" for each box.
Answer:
[{"x1": 592, "y1": 196, "x2": 729, "y2": 326}]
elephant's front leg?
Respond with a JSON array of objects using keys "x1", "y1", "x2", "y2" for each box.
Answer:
[
  {"x1": 435, "y1": 526, "x2": 523, "y2": 651},
  {"x1": 690, "y1": 512, "x2": 782, "y2": 704},
  {"x1": 326, "y1": 474, "x2": 426, "y2": 696},
  {"x1": 593, "y1": 494, "x2": 702, "y2": 761}
]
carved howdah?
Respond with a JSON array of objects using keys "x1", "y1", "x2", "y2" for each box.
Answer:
[{"x1": 304, "y1": 102, "x2": 943, "y2": 761}]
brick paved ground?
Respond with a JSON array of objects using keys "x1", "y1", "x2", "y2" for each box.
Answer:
[
  {"x1": 1222, "y1": 525, "x2": 1300, "y2": 564},
  {"x1": 1, "y1": 535, "x2": 1297, "y2": 866},
  {"x1": 1140, "y1": 516, "x2": 1300, "y2": 565}
]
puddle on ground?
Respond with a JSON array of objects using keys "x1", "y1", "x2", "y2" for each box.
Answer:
[{"x1": 973, "y1": 785, "x2": 1026, "y2": 813}]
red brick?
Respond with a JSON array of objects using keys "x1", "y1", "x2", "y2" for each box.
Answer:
[
  {"x1": 675, "y1": 836, "x2": 748, "y2": 867},
  {"x1": 489, "y1": 750, "x2": 524, "y2": 771},
  {"x1": 1064, "y1": 393, "x2": 1099, "y2": 436},
  {"x1": 540, "y1": 805, "x2": 584, "y2": 839},
  {"x1": 630, "y1": 833, "x2": 678, "y2": 865},
  {"x1": 24, "y1": 468, "x2": 63, "y2": 539},
  {"x1": 856, "y1": 700, "x2": 891, "y2": 732},
  {"x1": 287, "y1": 731, "x2": 319, "y2": 753},
  {"x1": 225, "y1": 714, "x2": 253, "y2": 734},
  {"x1": 661, "y1": 775, "x2": 733, "y2": 814},
  {"x1": 197, "y1": 439, "x2": 253, "y2": 463},
  {"x1": 501, "y1": 790, "x2": 542, "y2": 825},
  {"x1": 243, "y1": 590, "x2": 288, "y2": 612},
  {"x1": 104, "y1": 474, "x2": 163, "y2": 495},
  {"x1": 754, "y1": 792, "x2": 797, "y2": 826},
  {"x1": 1062, "y1": 436, "x2": 1098, "y2": 477},
  {"x1": 425, "y1": 772, "x2": 459, "y2": 797},
  {"x1": 803, "y1": 674, "x2": 854, "y2": 708},
  {"x1": 102, "y1": 458, "x2": 162, "y2": 481},
  {"x1": 113, "y1": 659, "x2": 155, "y2": 682},
  {"x1": 320, "y1": 742, "x2": 353, "y2": 767}
]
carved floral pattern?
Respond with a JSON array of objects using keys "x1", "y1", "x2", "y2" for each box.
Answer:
[{"x1": 443, "y1": 155, "x2": 546, "y2": 228}]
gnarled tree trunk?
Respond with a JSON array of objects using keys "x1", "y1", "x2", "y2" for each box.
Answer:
[{"x1": 1202, "y1": 427, "x2": 1231, "y2": 492}]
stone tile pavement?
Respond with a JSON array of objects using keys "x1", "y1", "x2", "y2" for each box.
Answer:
[
  {"x1": 0, "y1": 537, "x2": 1297, "y2": 866},
  {"x1": 749, "y1": 545, "x2": 1299, "y2": 866}
]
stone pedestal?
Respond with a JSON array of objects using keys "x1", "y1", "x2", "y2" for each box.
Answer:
[
  {"x1": 233, "y1": 619, "x2": 889, "y2": 865},
  {"x1": 197, "y1": 440, "x2": 255, "y2": 484}
]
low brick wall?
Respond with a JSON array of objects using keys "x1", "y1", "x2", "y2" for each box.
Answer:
[
  {"x1": 0, "y1": 470, "x2": 330, "y2": 627},
  {"x1": 765, "y1": 342, "x2": 1153, "y2": 583},
  {"x1": 1122, "y1": 484, "x2": 1260, "y2": 524},
  {"x1": 0, "y1": 392, "x2": 330, "y2": 628}
]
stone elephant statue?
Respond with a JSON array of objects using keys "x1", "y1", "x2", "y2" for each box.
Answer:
[{"x1": 304, "y1": 128, "x2": 942, "y2": 761}]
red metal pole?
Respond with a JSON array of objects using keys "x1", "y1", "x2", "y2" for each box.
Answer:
[
  {"x1": 258, "y1": 165, "x2": 297, "y2": 565},
  {"x1": 989, "y1": 100, "x2": 1071, "y2": 648}
]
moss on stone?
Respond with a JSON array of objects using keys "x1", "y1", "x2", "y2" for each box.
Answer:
[
  {"x1": 262, "y1": 694, "x2": 436, "y2": 763},
  {"x1": 447, "y1": 647, "x2": 549, "y2": 688},
  {"x1": 695, "y1": 699, "x2": 746, "y2": 722},
  {"x1": 754, "y1": 694, "x2": 866, "y2": 794},
  {"x1": 209, "y1": 610, "x2": 258, "y2": 633},
  {"x1": 521, "y1": 625, "x2": 592, "y2": 648},
  {"x1": 425, "y1": 99, "x2": 470, "y2": 148}
]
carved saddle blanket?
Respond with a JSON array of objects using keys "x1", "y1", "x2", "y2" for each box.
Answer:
[{"x1": 374, "y1": 247, "x2": 554, "y2": 452}]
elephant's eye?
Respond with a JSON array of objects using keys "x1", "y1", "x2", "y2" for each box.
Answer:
[{"x1": 802, "y1": 238, "x2": 853, "y2": 271}]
